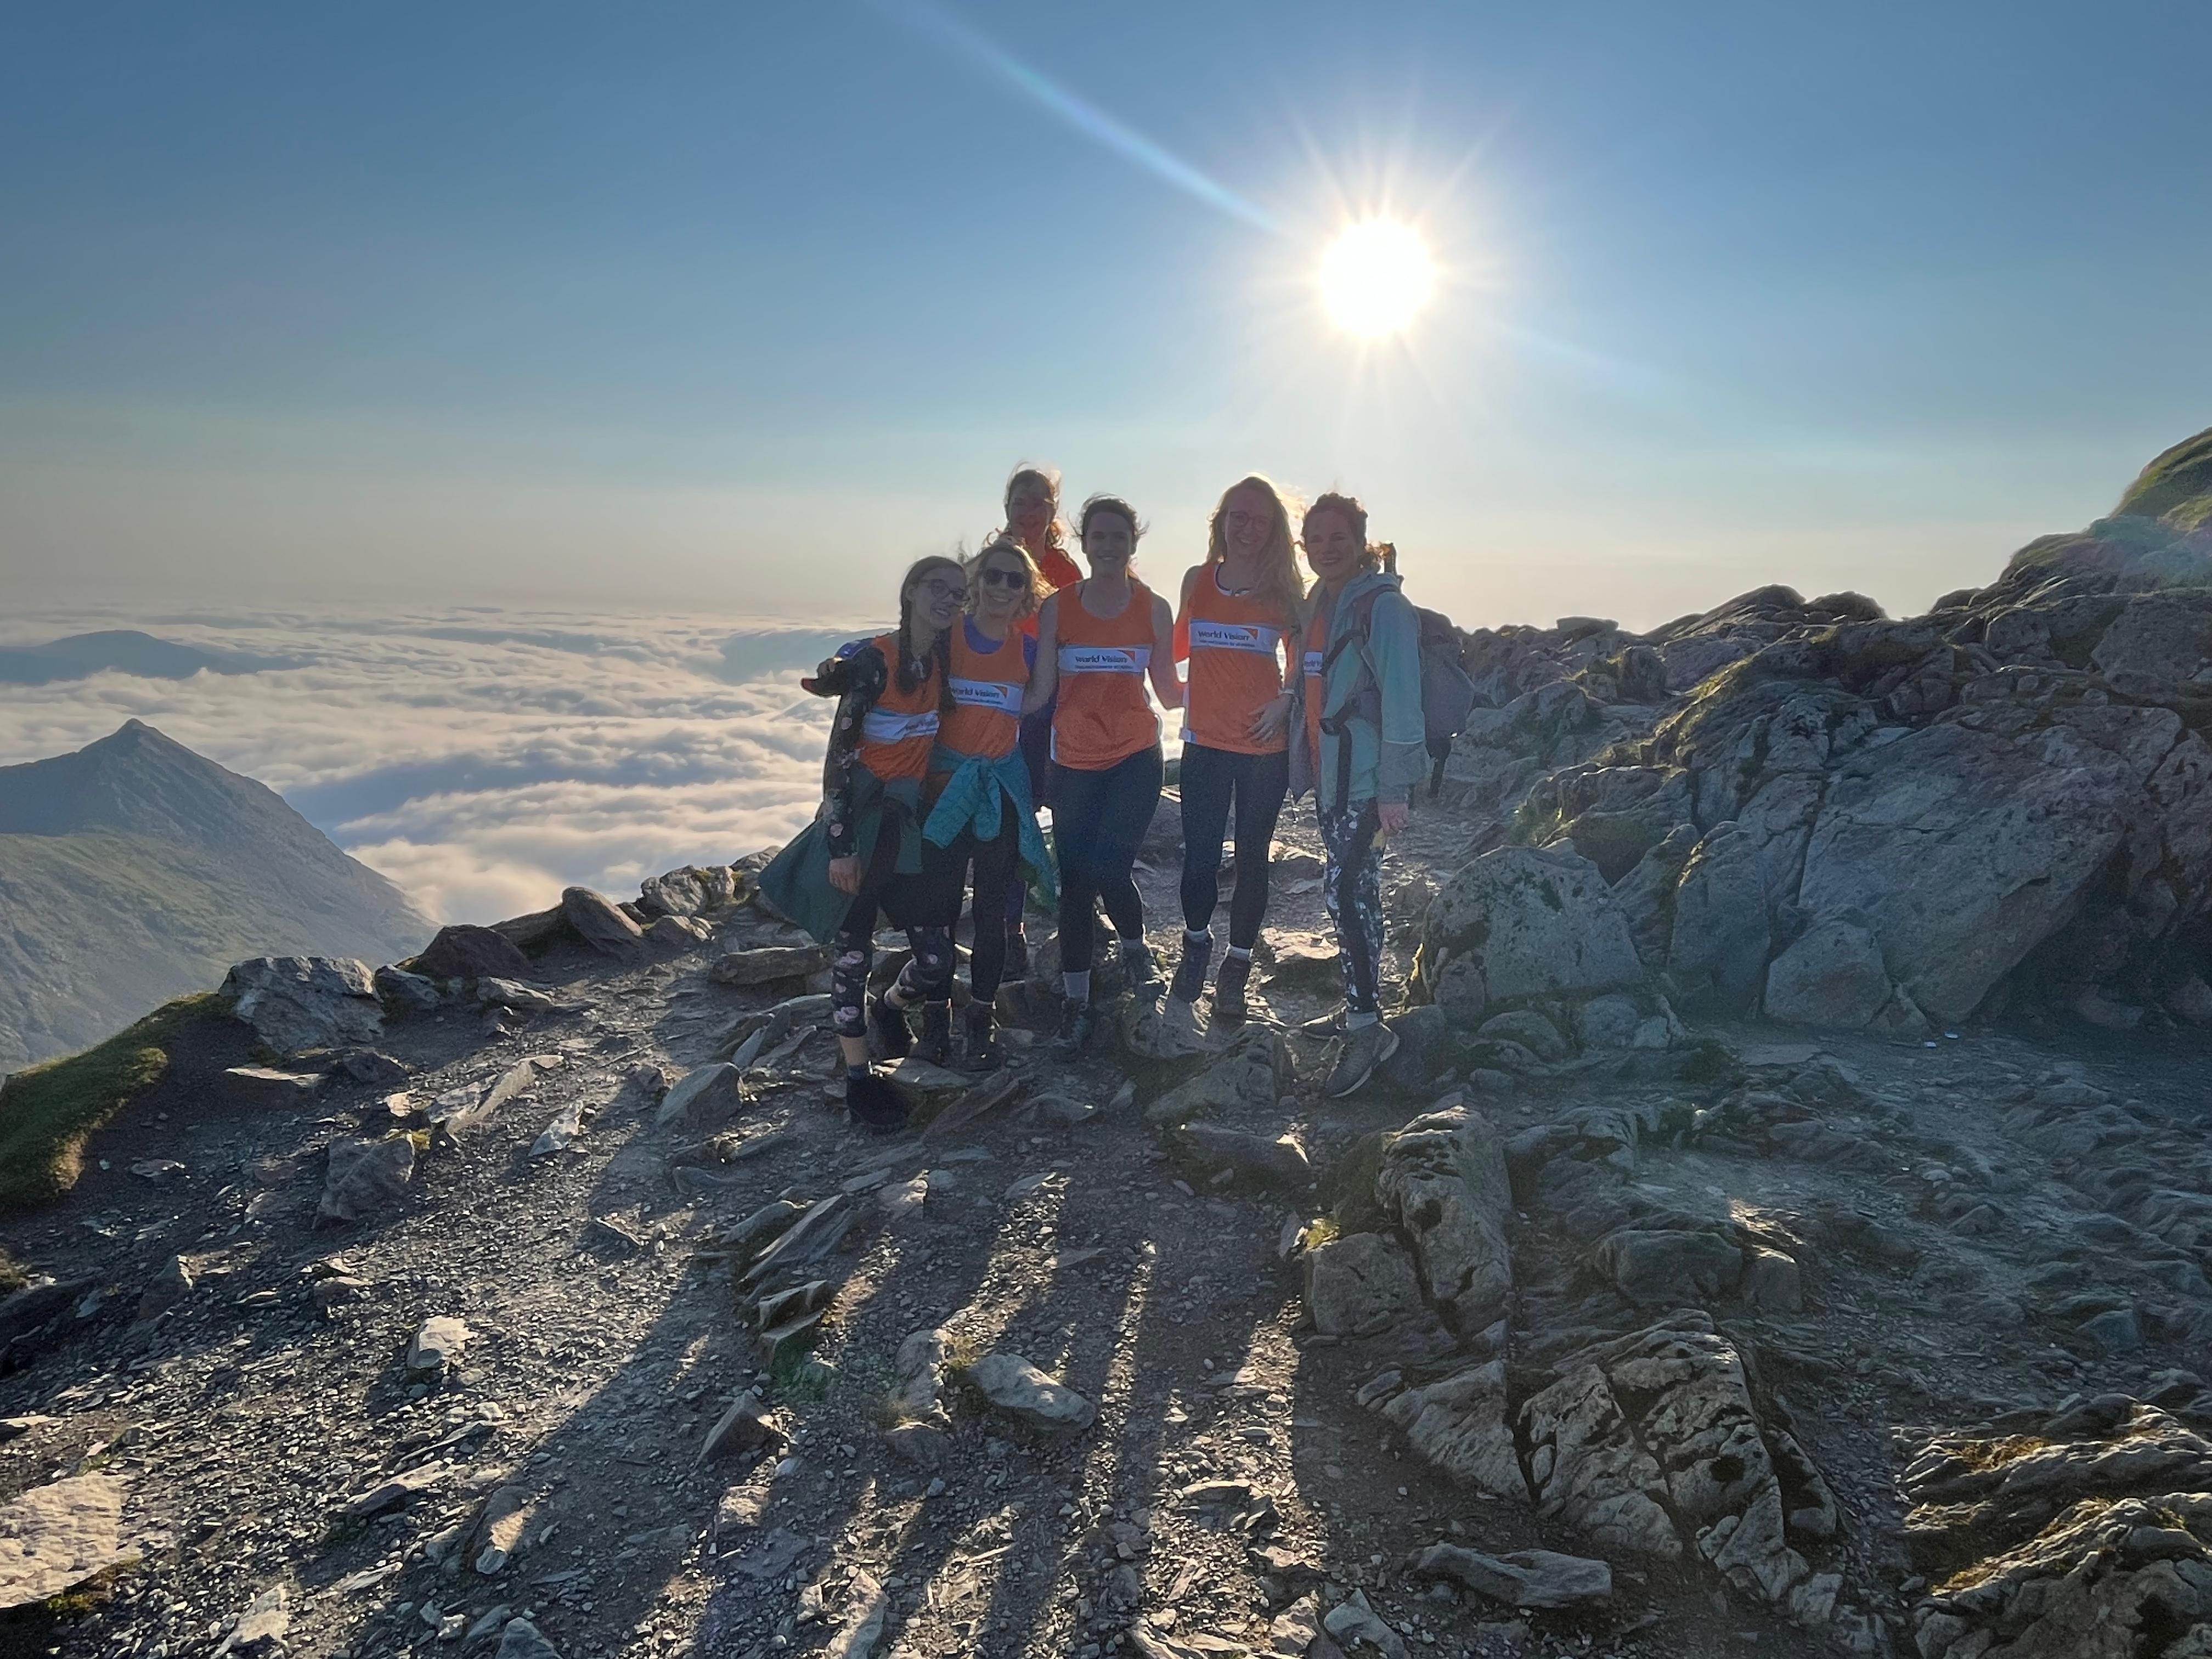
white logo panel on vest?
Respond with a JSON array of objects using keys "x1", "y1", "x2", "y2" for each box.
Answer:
[
  {"x1": 1058, "y1": 645, "x2": 1150, "y2": 675},
  {"x1": 1189, "y1": 619, "x2": 1282, "y2": 654},
  {"x1": 860, "y1": 708, "x2": 941, "y2": 743},
  {"x1": 949, "y1": 677, "x2": 1022, "y2": 713}
]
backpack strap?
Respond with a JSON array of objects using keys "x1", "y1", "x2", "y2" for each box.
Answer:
[{"x1": 1317, "y1": 589, "x2": 1385, "y2": 805}]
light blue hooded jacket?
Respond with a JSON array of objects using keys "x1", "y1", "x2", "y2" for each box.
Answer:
[{"x1": 1288, "y1": 569, "x2": 1427, "y2": 814}]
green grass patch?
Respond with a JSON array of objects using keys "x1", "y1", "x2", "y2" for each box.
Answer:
[
  {"x1": 0, "y1": 993, "x2": 224, "y2": 1213},
  {"x1": 2117, "y1": 426, "x2": 2212, "y2": 528}
]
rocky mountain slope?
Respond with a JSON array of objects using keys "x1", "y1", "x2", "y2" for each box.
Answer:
[
  {"x1": 1, "y1": 429, "x2": 2209, "y2": 1659},
  {"x1": 0, "y1": 721, "x2": 432, "y2": 1072}
]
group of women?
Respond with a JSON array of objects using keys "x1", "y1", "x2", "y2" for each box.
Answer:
[{"x1": 759, "y1": 465, "x2": 1429, "y2": 1133}]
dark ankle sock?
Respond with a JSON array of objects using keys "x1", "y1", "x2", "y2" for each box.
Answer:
[{"x1": 845, "y1": 1062, "x2": 870, "y2": 1081}]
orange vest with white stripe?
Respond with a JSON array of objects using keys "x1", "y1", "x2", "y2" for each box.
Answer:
[
  {"x1": 939, "y1": 620, "x2": 1030, "y2": 761},
  {"x1": 852, "y1": 633, "x2": 942, "y2": 782},
  {"x1": 1177, "y1": 567, "x2": 1293, "y2": 755},
  {"x1": 1052, "y1": 579, "x2": 1161, "y2": 771}
]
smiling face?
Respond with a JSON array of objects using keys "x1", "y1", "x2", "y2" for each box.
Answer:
[
  {"x1": 1006, "y1": 477, "x2": 1056, "y2": 549},
  {"x1": 1221, "y1": 482, "x2": 1276, "y2": 560},
  {"x1": 906, "y1": 564, "x2": 966, "y2": 633},
  {"x1": 1302, "y1": 507, "x2": 1364, "y2": 588},
  {"x1": 972, "y1": 545, "x2": 1031, "y2": 624},
  {"x1": 1081, "y1": 509, "x2": 1135, "y2": 574}
]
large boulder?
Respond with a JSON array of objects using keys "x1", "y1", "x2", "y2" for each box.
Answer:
[
  {"x1": 1413, "y1": 846, "x2": 1643, "y2": 1022},
  {"x1": 1797, "y1": 708, "x2": 2183, "y2": 1022},
  {"x1": 222, "y1": 957, "x2": 383, "y2": 1055},
  {"x1": 561, "y1": 887, "x2": 647, "y2": 958},
  {"x1": 1304, "y1": 1232, "x2": 1423, "y2": 1338},
  {"x1": 1666, "y1": 823, "x2": 1771, "y2": 1015},
  {"x1": 0, "y1": 1474, "x2": 134, "y2": 1610},
  {"x1": 412, "y1": 925, "x2": 532, "y2": 982},
  {"x1": 1762, "y1": 916, "x2": 1892, "y2": 1030},
  {"x1": 1373, "y1": 1102, "x2": 1513, "y2": 1335},
  {"x1": 1378, "y1": 1359, "x2": 1522, "y2": 1499},
  {"x1": 1143, "y1": 1029, "x2": 1295, "y2": 1128}
]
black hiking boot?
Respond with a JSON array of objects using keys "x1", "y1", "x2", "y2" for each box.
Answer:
[
  {"x1": 867, "y1": 994, "x2": 913, "y2": 1061},
  {"x1": 958, "y1": 1002, "x2": 1004, "y2": 1072},
  {"x1": 1053, "y1": 997, "x2": 1097, "y2": 1055},
  {"x1": 845, "y1": 1067, "x2": 909, "y2": 1133},
  {"x1": 1169, "y1": 933, "x2": 1213, "y2": 1006},
  {"x1": 915, "y1": 1001, "x2": 953, "y2": 1067},
  {"x1": 1121, "y1": 939, "x2": 1161, "y2": 996},
  {"x1": 1212, "y1": 952, "x2": 1252, "y2": 1026}
]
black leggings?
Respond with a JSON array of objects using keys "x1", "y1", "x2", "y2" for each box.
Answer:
[
  {"x1": 954, "y1": 796, "x2": 1024, "y2": 1000},
  {"x1": 1178, "y1": 742, "x2": 1288, "y2": 950},
  {"x1": 1051, "y1": 744, "x2": 1164, "y2": 974}
]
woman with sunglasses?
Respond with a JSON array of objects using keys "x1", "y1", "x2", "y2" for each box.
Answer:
[
  {"x1": 759, "y1": 556, "x2": 969, "y2": 1130},
  {"x1": 920, "y1": 535, "x2": 1056, "y2": 1071},
  {"x1": 1022, "y1": 494, "x2": 1181, "y2": 1052}
]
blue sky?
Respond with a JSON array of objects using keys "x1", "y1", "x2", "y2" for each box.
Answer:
[{"x1": 4, "y1": 1, "x2": 2208, "y2": 627}]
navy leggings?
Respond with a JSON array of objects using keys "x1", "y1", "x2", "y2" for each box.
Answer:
[
  {"x1": 1177, "y1": 742, "x2": 1288, "y2": 950},
  {"x1": 1050, "y1": 744, "x2": 1163, "y2": 974}
]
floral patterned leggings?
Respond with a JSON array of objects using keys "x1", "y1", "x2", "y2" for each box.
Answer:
[
  {"x1": 1319, "y1": 798, "x2": 1384, "y2": 1019},
  {"x1": 828, "y1": 820, "x2": 957, "y2": 1038}
]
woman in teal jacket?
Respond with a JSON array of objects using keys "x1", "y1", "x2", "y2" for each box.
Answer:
[{"x1": 1288, "y1": 492, "x2": 1426, "y2": 1097}]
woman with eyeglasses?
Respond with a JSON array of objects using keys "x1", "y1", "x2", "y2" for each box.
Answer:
[
  {"x1": 759, "y1": 555, "x2": 969, "y2": 1130},
  {"x1": 1022, "y1": 494, "x2": 1181, "y2": 1052},
  {"x1": 999, "y1": 464, "x2": 1084, "y2": 977},
  {"x1": 919, "y1": 534, "x2": 1056, "y2": 1071},
  {"x1": 1167, "y1": 475, "x2": 1305, "y2": 1031}
]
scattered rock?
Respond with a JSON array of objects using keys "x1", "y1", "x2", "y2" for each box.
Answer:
[
  {"x1": 214, "y1": 1586, "x2": 290, "y2": 1657},
  {"x1": 1170, "y1": 1125, "x2": 1313, "y2": 1189},
  {"x1": 561, "y1": 886, "x2": 648, "y2": 958},
  {"x1": 471, "y1": 1487, "x2": 533, "y2": 1574},
  {"x1": 1379, "y1": 1359, "x2": 1522, "y2": 1499},
  {"x1": 414, "y1": 924, "x2": 534, "y2": 981},
  {"x1": 1143, "y1": 1028, "x2": 1296, "y2": 1128},
  {"x1": 700, "y1": 1394, "x2": 787, "y2": 1465},
  {"x1": 1412, "y1": 1544, "x2": 1613, "y2": 1609},
  {"x1": 655, "y1": 1063, "x2": 744, "y2": 1131},
  {"x1": 222, "y1": 955, "x2": 385, "y2": 1054},
  {"x1": 712, "y1": 945, "x2": 831, "y2": 986},
  {"x1": 0, "y1": 1474, "x2": 134, "y2": 1610},
  {"x1": 407, "y1": 1315, "x2": 471, "y2": 1373},
  {"x1": 495, "y1": 1617, "x2": 562, "y2": 1659},
  {"x1": 137, "y1": 1254, "x2": 193, "y2": 1321},
  {"x1": 337, "y1": 1460, "x2": 452, "y2": 1519},
  {"x1": 823, "y1": 1568, "x2": 888, "y2": 1659},
  {"x1": 221, "y1": 1065, "x2": 322, "y2": 1107},
  {"x1": 375, "y1": 965, "x2": 442, "y2": 1012},
  {"x1": 962, "y1": 1352, "x2": 1096, "y2": 1432},
  {"x1": 1304, "y1": 1232, "x2": 1424, "y2": 1339},
  {"x1": 318, "y1": 1133, "x2": 416, "y2": 1224}
]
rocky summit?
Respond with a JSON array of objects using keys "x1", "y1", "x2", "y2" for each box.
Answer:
[{"x1": 2, "y1": 431, "x2": 2211, "y2": 1659}]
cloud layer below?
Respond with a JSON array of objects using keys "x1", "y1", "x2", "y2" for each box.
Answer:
[{"x1": 0, "y1": 607, "x2": 877, "y2": 924}]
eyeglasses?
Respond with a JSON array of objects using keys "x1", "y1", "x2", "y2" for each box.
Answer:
[
  {"x1": 979, "y1": 567, "x2": 1027, "y2": 589},
  {"x1": 1226, "y1": 510, "x2": 1269, "y2": 528},
  {"x1": 917, "y1": 578, "x2": 967, "y2": 601}
]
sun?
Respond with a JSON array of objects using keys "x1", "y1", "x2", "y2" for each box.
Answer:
[{"x1": 1318, "y1": 219, "x2": 1436, "y2": 338}]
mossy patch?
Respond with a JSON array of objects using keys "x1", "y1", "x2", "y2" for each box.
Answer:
[{"x1": 0, "y1": 993, "x2": 226, "y2": 1212}]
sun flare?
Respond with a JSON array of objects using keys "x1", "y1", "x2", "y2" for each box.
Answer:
[{"x1": 1318, "y1": 219, "x2": 1435, "y2": 338}]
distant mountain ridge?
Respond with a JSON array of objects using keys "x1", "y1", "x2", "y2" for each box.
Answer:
[
  {"x1": 0, "y1": 720, "x2": 431, "y2": 1072},
  {"x1": 0, "y1": 629, "x2": 298, "y2": 686}
]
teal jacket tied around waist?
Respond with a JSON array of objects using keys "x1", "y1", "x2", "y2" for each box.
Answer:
[{"x1": 922, "y1": 747, "x2": 1058, "y2": 904}]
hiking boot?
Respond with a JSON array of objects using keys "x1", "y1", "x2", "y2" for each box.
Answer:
[
  {"x1": 915, "y1": 1001, "x2": 953, "y2": 1067},
  {"x1": 1323, "y1": 1020, "x2": 1400, "y2": 1099},
  {"x1": 1005, "y1": 927, "x2": 1030, "y2": 981},
  {"x1": 1121, "y1": 939, "x2": 1161, "y2": 995},
  {"x1": 1169, "y1": 933, "x2": 1213, "y2": 1006},
  {"x1": 867, "y1": 994, "x2": 913, "y2": 1061},
  {"x1": 1212, "y1": 952, "x2": 1252, "y2": 1027},
  {"x1": 845, "y1": 1067, "x2": 909, "y2": 1133},
  {"x1": 1053, "y1": 997, "x2": 1097, "y2": 1055},
  {"x1": 957, "y1": 1002, "x2": 1003, "y2": 1072}
]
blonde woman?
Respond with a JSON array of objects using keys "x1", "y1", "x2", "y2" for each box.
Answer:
[
  {"x1": 1167, "y1": 474, "x2": 1306, "y2": 1026},
  {"x1": 921, "y1": 535, "x2": 1057, "y2": 1070}
]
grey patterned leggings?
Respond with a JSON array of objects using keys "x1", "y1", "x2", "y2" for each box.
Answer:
[{"x1": 1320, "y1": 798, "x2": 1384, "y2": 1019}]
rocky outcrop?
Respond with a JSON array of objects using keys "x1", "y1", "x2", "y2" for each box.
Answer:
[
  {"x1": 223, "y1": 956, "x2": 384, "y2": 1054},
  {"x1": 1410, "y1": 845, "x2": 1642, "y2": 1023}
]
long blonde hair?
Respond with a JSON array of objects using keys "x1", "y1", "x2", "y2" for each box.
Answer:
[
  {"x1": 964, "y1": 534, "x2": 1048, "y2": 623},
  {"x1": 1207, "y1": 473, "x2": 1307, "y2": 629}
]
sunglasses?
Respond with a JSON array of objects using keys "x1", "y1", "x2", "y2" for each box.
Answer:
[{"x1": 978, "y1": 567, "x2": 1028, "y2": 589}]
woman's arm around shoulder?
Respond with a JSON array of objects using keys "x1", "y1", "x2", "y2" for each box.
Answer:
[
  {"x1": 1149, "y1": 589, "x2": 1183, "y2": 710},
  {"x1": 1022, "y1": 593, "x2": 1061, "y2": 713}
]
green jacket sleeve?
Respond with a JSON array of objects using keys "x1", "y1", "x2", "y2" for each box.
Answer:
[{"x1": 1367, "y1": 590, "x2": 1427, "y2": 803}]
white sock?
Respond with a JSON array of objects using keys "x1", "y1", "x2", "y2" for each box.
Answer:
[{"x1": 1063, "y1": 970, "x2": 1091, "y2": 1003}]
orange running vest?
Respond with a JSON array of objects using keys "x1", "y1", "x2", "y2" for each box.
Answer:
[
  {"x1": 851, "y1": 633, "x2": 942, "y2": 782},
  {"x1": 938, "y1": 620, "x2": 1030, "y2": 761},
  {"x1": 1176, "y1": 567, "x2": 1292, "y2": 755},
  {"x1": 1052, "y1": 578, "x2": 1161, "y2": 771}
]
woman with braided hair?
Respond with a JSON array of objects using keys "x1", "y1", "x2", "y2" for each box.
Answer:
[{"x1": 759, "y1": 555, "x2": 969, "y2": 1131}]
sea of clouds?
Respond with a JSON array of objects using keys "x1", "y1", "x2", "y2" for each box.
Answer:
[{"x1": 0, "y1": 606, "x2": 891, "y2": 924}]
